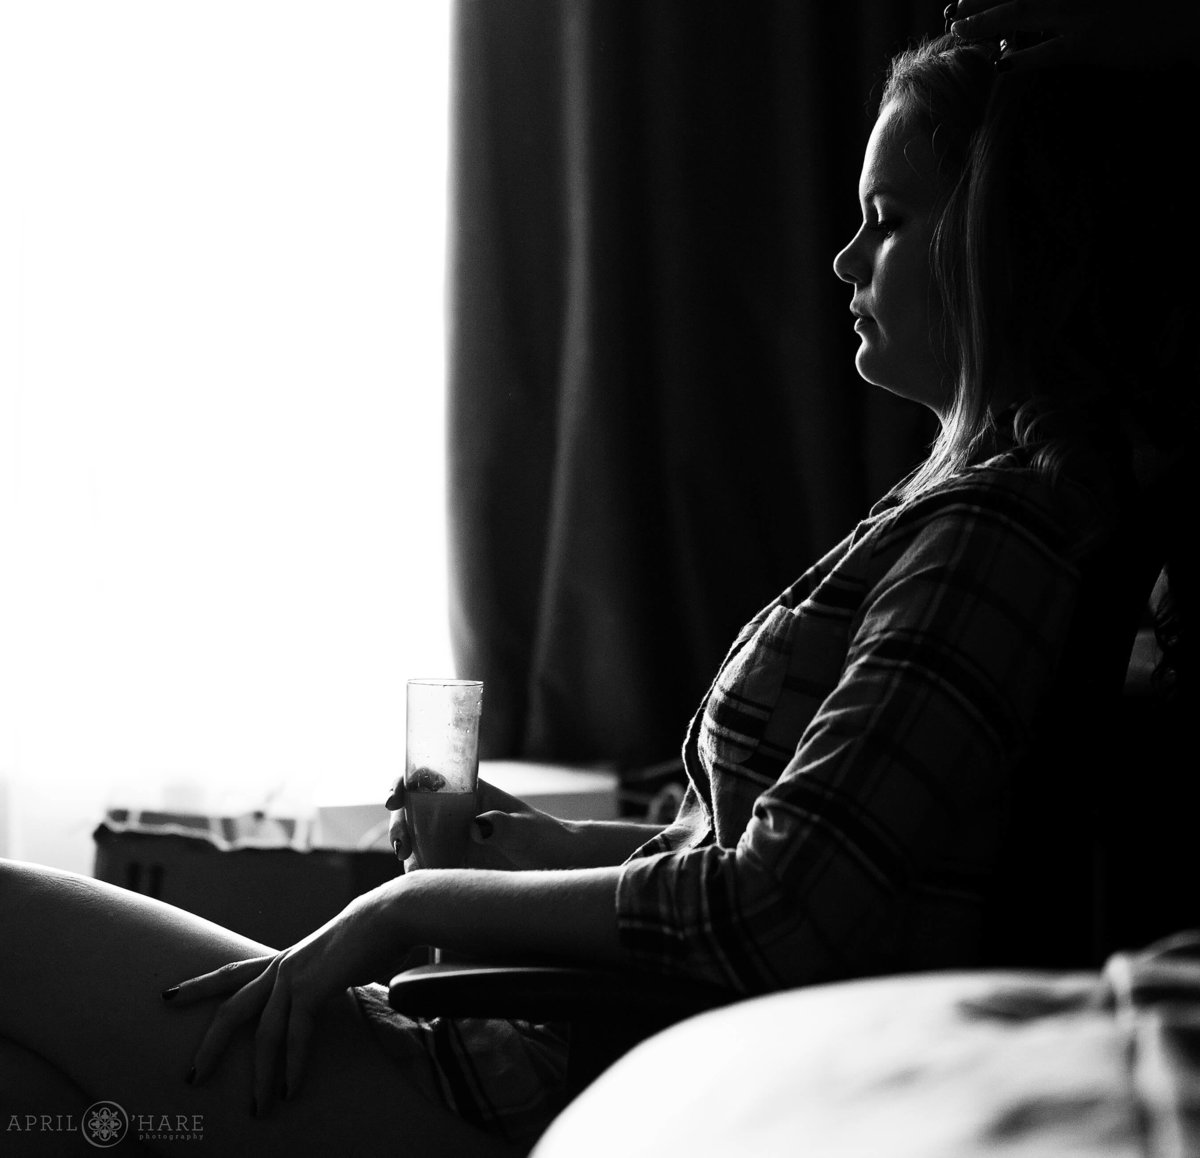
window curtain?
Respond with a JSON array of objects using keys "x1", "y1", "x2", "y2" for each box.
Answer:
[{"x1": 447, "y1": 1, "x2": 943, "y2": 770}]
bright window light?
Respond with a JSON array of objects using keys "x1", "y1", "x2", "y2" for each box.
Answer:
[{"x1": 0, "y1": 3, "x2": 453, "y2": 872}]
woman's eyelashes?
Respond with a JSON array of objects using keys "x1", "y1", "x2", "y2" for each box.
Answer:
[{"x1": 870, "y1": 216, "x2": 900, "y2": 238}]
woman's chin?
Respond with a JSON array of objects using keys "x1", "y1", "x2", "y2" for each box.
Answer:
[
  {"x1": 854, "y1": 356, "x2": 948, "y2": 419},
  {"x1": 854, "y1": 347, "x2": 890, "y2": 391}
]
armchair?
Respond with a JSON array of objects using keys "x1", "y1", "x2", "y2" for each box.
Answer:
[{"x1": 388, "y1": 961, "x2": 736, "y2": 1098}]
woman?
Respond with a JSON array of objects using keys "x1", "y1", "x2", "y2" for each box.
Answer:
[{"x1": 2, "y1": 12, "x2": 1192, "y2": 1156}]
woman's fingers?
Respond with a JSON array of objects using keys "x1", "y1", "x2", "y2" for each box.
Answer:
[
  {"x1": 953, "y1": 0, "x2": 1067, "y2": 27},
  {"x1": 164, "y1": 909, "x2": 380, "y2": 1112},
  {"x1": 162, "y1": 956, "x2": 273, "y2": 1005},
  {"x1": 188, "y1": 965, "x2": 277, "y2": 1085},
  {"x1": 182, "y1": 958, "x2": 316, "y2": 1114},
  {"x1": 952, "y1": 0, "x2": 1190, "y2": 69},
  {"x1": 952, "y1": 0, "x2": 1075, "y2": 38},
  {"x1": 166, "y1": 955, "x2": 285, "y2": 1103},
  {"x1": 384, "y1": 775, "x2": 410, "y2": 862},
  {"x1": 995, "y1": 35, "x2": 1073, "y2": 69},
  {"x1": 389, "y1": 780, "x2": 534, "y2": 863},
  {"x1": 466, "y1": 807, "x2": 573, "y2": 870},
  {"x1": 394, "y1": 778, "x2": 530, "y2": 863},
  {"x1": 388, "y1": 808, "x2": 411, "y2": 862},
  {"x1": 464, "y1": 809, "x2": 516, "y2": 869},
  {"x1": 284, "y1": 1005, "x2": 317, "y2": 1103},
  {"x1": 252, "y1": 972, "x2": 295, "y2": 1113}
]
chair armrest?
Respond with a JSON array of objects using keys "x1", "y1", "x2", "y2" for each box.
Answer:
[
  {"x1": 388, "y1": 962, "x2": 735, "y2": 1029},
  {"x1": 389, "y1": 962, "x2": 738, "y2": 1098}
]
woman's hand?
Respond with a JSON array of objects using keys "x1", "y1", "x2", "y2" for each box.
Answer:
[
  {"x1": 383, "y1": 777, "x2": 580, "y2": 871},
  {"x1": 163, "y1": 886, "x2": 404, "y2": 1115},
  {"x1": 383, "y1": 778, "x2": 412, "y2": 862},
  {"x1": 464, "y1": 785, "x2": 581, "y2": 871},
  {"x1": 950, "y1": 0, "x2": 1200, "y2": 69}
]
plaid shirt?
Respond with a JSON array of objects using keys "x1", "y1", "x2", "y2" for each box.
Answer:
[{"x1": 615, "y1": 455, "x2": 1118, "y2": 994}]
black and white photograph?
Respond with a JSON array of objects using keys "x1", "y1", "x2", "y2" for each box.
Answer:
[{"x1": 2, "y1": 1, "x2": 1196, "y2": 1153}]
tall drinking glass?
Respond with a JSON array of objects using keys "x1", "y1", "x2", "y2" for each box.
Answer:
[{"x1": 404, "y1": 678, "x2": 483, "y2": 871}]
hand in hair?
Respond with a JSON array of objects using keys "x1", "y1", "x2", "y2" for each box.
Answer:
[{"x1": 949, "y1": 0, "x2": 1200, "y2": 69}]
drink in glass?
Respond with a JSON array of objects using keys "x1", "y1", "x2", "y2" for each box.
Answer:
[{"x1": 404, "y1": 678, "x2": 483, "y2": 870}]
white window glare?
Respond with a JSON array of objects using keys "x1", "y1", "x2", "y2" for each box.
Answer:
[{"x1": 0, "y1": 3, "x2": 454, "y2": 872}]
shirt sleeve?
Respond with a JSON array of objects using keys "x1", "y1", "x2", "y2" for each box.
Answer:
[{"x1": 615, "y1": 479, "x2": 1085, "y2": 993}]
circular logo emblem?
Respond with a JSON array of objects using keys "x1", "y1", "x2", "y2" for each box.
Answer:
[{"x1": 81, "y1": 1101, "x2": 129, "y2": 1149}]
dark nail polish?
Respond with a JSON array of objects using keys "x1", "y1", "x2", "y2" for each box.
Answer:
[
  {"x1": 251, "y1": 1097, "x2": 259, "y2": 1118},
  {"x1": 161, "y1": 985, "x2": 180, "y2": 1001},
  {"x1": 474, "y1": 817, "x2": 493, "y2": 838},
  {"x1": 185, "y1": 1066, "x2": 196, "y2": 1085}
]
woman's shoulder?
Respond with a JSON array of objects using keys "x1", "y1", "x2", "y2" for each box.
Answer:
[{"x1": 870, "y1": 453, "x2": 1116, "y2": 564}]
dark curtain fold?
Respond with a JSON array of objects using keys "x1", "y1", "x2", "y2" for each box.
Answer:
[{"x1": 447, "y1": 0, "x2": 943, "y2": 768}]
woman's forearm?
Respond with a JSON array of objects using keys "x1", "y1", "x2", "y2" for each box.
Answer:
[
  {"x1": 466, "y1": 779, "x2": 666, "y2": 871},
  {"x1": 380, "y1": 865, "x2": 627, "y2": 964},
  {"x1": 560, "y1": 819, "x2": 665, "y2": 867}
]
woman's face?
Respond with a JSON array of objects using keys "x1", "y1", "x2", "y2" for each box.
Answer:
[{"x1": 833, "y1": 100, "x2": 951, "y2": 418}]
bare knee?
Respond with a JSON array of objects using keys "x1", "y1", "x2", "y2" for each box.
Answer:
[{"x1": 0, "y1": 857, "x2": 105, "y2": 935}]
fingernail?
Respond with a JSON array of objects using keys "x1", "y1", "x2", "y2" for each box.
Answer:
[
  {"x1": 185, "y1": 1066, "x2": 196, "y2": 1085},
  {"x1": 161, "y1": 986, "x2": 180, "y2": 1001},
  {"x1": 474, "y1": 817, "x2": 493, "y2": 839}
]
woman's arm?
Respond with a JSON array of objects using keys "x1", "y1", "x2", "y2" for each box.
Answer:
[
  {"x1": 388, "y1": 776, "x2": 665, "y2": 870},
  {"x1": 390, "y1": 864, "x2": 625, "y2": 959},
  {"x1": 170, "y1": 864, "x2": 626, "y2": 1110},
  {"x1": 469, "y1": 811, "x2": 666, "y2": 870}
]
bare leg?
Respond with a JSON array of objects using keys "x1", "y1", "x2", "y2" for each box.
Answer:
[
  {"x1": 0, "y1": 1034, "x2": 155, "y2": 1155},
  {"x1": 0, "y1": 859, "x2": 522, "y2": 1157}
]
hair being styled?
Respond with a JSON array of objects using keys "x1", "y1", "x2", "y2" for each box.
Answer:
[{"x1": 881, "y1": 35, "x2": 1196, "y2": 698}]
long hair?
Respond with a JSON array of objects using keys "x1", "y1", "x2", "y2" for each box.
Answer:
[
  {"x1": 878, "y1": 35, "x2": 995, "y2": 494},
  {"x1": 881, "y1": 36, "x2": 1196, "y2": 697}
]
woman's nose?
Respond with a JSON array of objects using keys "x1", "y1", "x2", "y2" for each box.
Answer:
[{"x1": 833, "y1": 229, "x2": 866, "y2": 286}]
